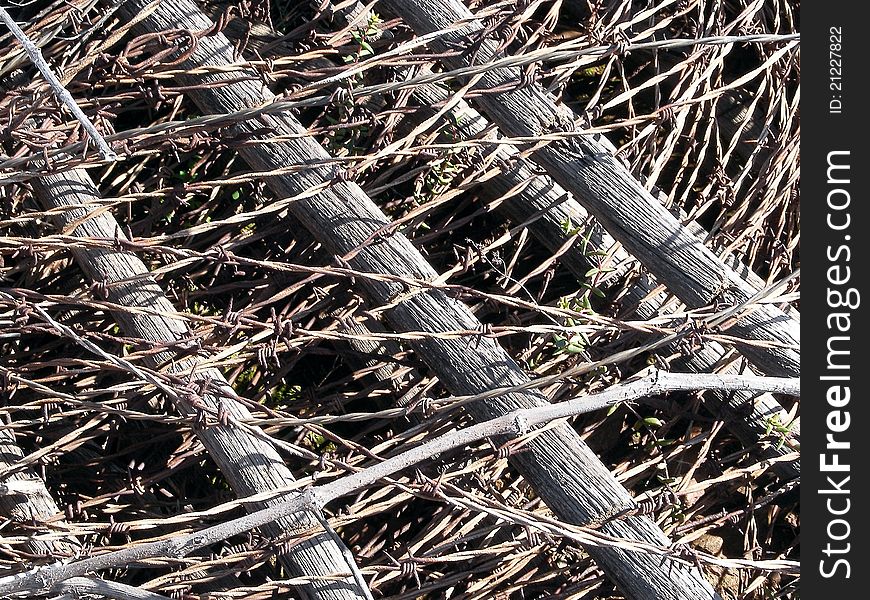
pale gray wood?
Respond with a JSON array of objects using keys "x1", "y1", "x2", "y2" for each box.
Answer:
[
  {"x1": 258, "y1": 4, "x2": 796, "y2": 460},
  {"x1": 223, "y1": 7, "x2": 794, "y2": 460},
  {"x1": 0, "y1": 427, "x2": 79, "y2": 557},
  {"x1": 112, "y1": 1, "x2": 721, "y2": 598},
  {"x1": 29, "y1": 169, "x2": 368, "y2": 600},
  {"x1": 228, "y1": 2, "x2": 797, "y2": 467},
  {"x1": 379, "y1": 0, "x2": 798, "y2": 379},
  {"x1": 410, "y1": 82, "x2": 798, "y2": 477}
]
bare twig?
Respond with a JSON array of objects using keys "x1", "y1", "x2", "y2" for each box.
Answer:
[
  {"x1": 54, "y1": 577, "x2": 174, "y2": 600},
  {"x1": 0, "y1": 8, "x2": 118, "y2": 162},
  {"x1": 0, "y1": 368, "x2": 797, "y2": 597}
]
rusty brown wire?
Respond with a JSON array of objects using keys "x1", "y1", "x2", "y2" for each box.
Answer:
[{"x1": 0, "y1": 0, "x2": 799, "y2": 598}]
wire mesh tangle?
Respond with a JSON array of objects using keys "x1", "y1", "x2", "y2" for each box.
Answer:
[{"x1": 1, "y1": 1, "x2": 798, "y2": 599}]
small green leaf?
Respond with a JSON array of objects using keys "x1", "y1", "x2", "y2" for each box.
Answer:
[{"x1": 553, "y1": 334, "x2": 586, "y2": 355}]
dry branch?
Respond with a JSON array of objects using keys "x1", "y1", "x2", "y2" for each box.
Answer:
[
  {"x1": 0, "y1": 7, "x2": 117, "y2": 161},
  {"x1": 54, "y1": 577, "x2": 174, "y2": 600},
  {"x1": 378, "y1": 0, "x2": 799, "y2": 379},
  {"x1": 0, "y1": 368, "x2": 798, "y2": 598},
  {"x1": 103, "y1": 1, "x2": 728, "y2": 598}
]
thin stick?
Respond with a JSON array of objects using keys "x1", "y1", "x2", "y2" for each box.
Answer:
[
  {"x1": 55, "y1": 577, "x2": 174, "y2": 600},
  {"x1": 0, "y1": 368, "x2": 798, "y2": 597},
  {"x1": 0, "y1": 8, "x2": 118, "y2": 162}
]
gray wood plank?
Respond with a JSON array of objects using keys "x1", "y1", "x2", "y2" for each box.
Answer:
[
  {"x1": 409, "y1": 82, "x2": 798, "y2": 477},
  {"x1": 112, "y1": 1, "x2": 722, "y2": 598},
  {"x1": 380, "y1": 0, "x2": 799, "y2": 379},
  {"x1": 29, "y1": 168, "x2": 369, "y2": 600}
]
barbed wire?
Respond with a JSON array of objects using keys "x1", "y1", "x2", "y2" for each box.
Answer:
[{"x1": 0, "y1": 0, "x2": 799, "y2": 597}]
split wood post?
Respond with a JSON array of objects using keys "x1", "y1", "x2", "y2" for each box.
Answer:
[
  {"x1": 0, "y1": 427, "x2": 79, "y2": 558},
  {"x1": 217, "y1": 4, "x2": 796, "y2": 465},
  {"x1": 113, "y1": 1, "x2": 722, "y2": 598},
  {"x1": 28, "y1": 168, "x2": 371, "y2": 600},
  {"x1": 409, "y1": 82, "x2": 798, "y2": 476},
  {"x1": 379, "y1": 0, "x2": 799, "y2": 379}
]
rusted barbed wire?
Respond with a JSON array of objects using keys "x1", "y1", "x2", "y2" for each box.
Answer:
[{"x1": 1, "y1": 0, "x2": 799, "y2": 597}]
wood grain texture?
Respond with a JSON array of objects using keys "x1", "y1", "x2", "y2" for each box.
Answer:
[
  {"x1": 29, "y1": 169, "x2": 368, "y2": 600},
  {"x1": 210, "y1": 2, "x2": 797, "y2": 467},
  {"x1": 380, "y1": 0, "x2": 799, "y2": 379},
  {"x1": 411, "y1": 82, "x2": 798, "y2": 477},
  {"x1": 113, "y1": 1, "x2": 721, "y2": 598},
  {"x1": 0, "y1": 428, "x2": 78, "y2": 557}
]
